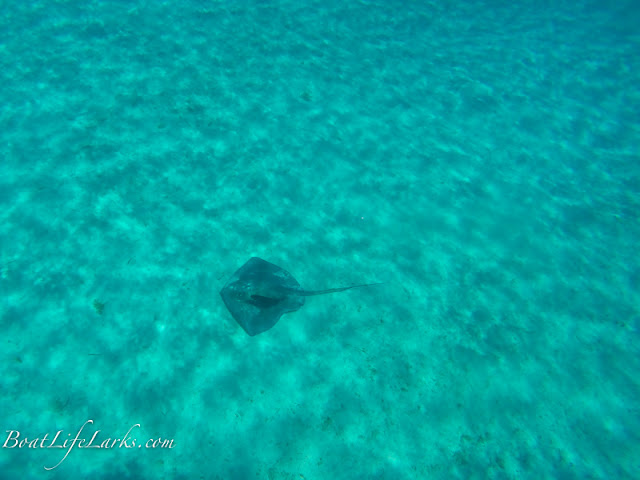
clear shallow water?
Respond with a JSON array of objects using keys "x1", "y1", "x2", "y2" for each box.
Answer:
[{"x1": 1, "y1": 1, "x2": 638, "y2": 478}]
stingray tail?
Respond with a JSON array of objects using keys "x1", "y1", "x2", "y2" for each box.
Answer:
[{"x1": 301, "y1": 282, "x2": 384, "y2": 296}]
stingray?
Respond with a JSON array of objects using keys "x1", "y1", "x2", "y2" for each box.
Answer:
[{"x1": 220, "y1": 257, "x2": 380, "y2": 336}]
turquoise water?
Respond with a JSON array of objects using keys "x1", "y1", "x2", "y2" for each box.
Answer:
[{"x1": 1, "y1": 1, "x2": 638, "y2": 478}]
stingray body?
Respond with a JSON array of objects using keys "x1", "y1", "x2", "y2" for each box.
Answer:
[{"x1": 220, "y1": 257, "x2": 379, "y2": 336}]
